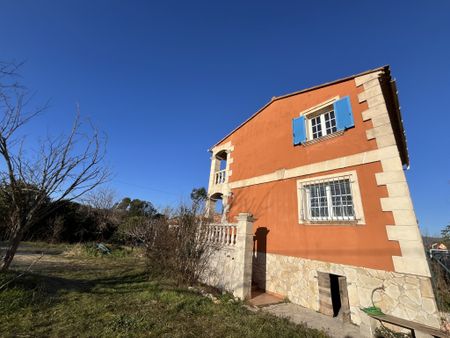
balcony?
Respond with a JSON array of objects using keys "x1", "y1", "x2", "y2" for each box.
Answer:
[
  {"x1": 214, "y1": 169, "x2": 226, "y2": 185},
  {"x1": 208, "y1": 149, "x2": 228, "y2": 198}
]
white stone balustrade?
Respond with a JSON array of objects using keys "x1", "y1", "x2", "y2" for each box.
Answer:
[
  {"x1": 206, "y1": 224, "x2": 237, "y2": 245},
  {"x1": 201, "y1": 213, "x2": 254, "y2": 300},
  {"x1": 214, "y1": 169, "x2": 226, "y2": 184}
]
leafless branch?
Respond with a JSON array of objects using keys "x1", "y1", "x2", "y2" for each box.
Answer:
[{"x1": 0, "y1": 61, "x2": 110, "y2": 271}]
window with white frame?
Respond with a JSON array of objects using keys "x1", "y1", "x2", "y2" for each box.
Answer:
[
  {"x1": 308, "y1": 108, "x2": 338, "y2": 140},
  {"x1": 292, "y1": 96, "x2": 355, "y2": 145},
  {"x1": 299, "y1": 175, "x2": 356, "y2": 222}
]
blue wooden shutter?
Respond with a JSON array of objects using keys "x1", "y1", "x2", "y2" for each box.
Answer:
[
  {"x1": 292, "y1": 116, "x2": 306, "y2": 145},
  {"x1": 334, "y1": 96, "x2": 354, "y2": 130}
]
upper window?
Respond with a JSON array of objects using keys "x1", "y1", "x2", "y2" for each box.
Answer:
[
  {"x1": 292, "y1": 96, "x2": 354, "y2": 145},
  {"x1": 309, "y1": 109, "x2": 338, "y2": 140},
  {"x1": 296, "y1": 171, "x2": 365, "y2": 225}
]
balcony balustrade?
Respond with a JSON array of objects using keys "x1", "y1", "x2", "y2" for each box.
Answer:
[{"x1": 214, "y1": 169, "x2": 226, "y2": 184}]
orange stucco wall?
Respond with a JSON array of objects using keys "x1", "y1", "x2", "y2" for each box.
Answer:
[
  {"x1": 218, "y1": 78, "x2": 377, "y2": 182},
  {"x1": 228, "y1": 163, "x2": 400, "y2": 270},
  {"x1": 216, "y1": 77, "x2": 401, "y2": 271}
]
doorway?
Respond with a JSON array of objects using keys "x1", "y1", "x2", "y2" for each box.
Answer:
[
  {"x1": 330, "y1": 274, "x2": 342, "y2": 317},
  {"x1": 318, "y1": 272, "x2": 350, "y2": 322}
]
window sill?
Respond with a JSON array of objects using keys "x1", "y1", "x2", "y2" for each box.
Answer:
[
  {"x1": 300, "y1": 219, "x2": 360, "y2": 226},
  {"x1": 301, "y1": 130, "x2": 345, "y2": 147}
]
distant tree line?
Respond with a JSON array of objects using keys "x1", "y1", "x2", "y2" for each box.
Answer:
[
  {"x1": 0, "y1": 186, "x2": 162, "y2": 244},
  {"x1": 0, "y1": 184, "x2": 208, "y2": 244}
]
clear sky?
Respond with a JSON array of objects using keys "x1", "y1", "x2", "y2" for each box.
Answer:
[{"x1": 0, "y1": 1, "x2": 449, "y2": 235}]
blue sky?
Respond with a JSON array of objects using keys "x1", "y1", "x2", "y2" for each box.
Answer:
[{"x1": 0, "y1": 1, "x2": 449, "y2": 235}]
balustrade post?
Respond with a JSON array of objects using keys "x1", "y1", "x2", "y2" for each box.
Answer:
[{"x1": 233, "y1": 213, "x2": 254, "y2": 299}]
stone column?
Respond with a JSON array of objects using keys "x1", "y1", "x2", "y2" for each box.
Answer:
[
  {"x1": 233, "y1": 213, "x2": 254, "y2": 300},
  {"x1": 206, "y1": 154, "x2": 221, "y2": 216},
  {"x1": 208, "y1": 154, "x2": 220, "y2": 194}
]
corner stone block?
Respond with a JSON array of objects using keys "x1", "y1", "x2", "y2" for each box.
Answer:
[
  {"x1": 392, "y1": 256, "x2": 431, "y2": 277},
  {"x1": 386, "y1": 226, "x2": 420, "y2": 241},
  {"x1": 380, "y1": 197, "x2": 414, "y2": 211},
  {"x1": 367, "y1": 95, "x2": 386, "y2": 108},
  {"x1": 399, "y1": 240, "x2": 428, "y2": 259},
  {"x1": 361, "y1": 104, "x2": 389, "y2": 121},
  {"x1": 354, "y1": 72, "x2": 382, "y2": 87},
  {"x1": 358, "y1": 85, "x2": 383, "y2": 103},
  {"x1": 370, "y1": 124, "x2": 394, "y2": 139},
  {"x1": 381, "y1": 157, "x2": 403, "y2": 172},
  {"x1": 371, "y1": 114, "x2": 391, "y2": 127},
  {"x1": 376, "y1": 134, "x2": 397, "y2": 148},
  {"x1": 376, "y1": 171, "x2": 406, "y2": 185},
  {"x1": 386, "y1": 182, "x2": 411, "y2": 198},
  {"x1": 392, "y1": 210, "x2": 417, "y2": 226},
  {"x1": 363, "y1": 78, "x2": 382, "y2": 90}
]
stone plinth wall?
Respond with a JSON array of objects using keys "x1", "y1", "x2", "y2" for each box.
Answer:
[
  {"x1": 253, "y1": 252, "x2": 440, "y2": 328},
  {"x1": 201, "y1": 213, "x2": 254, "y2": 299},
  {"x1": 203, "y1": 245, "x2": 239, "y2": 293}
]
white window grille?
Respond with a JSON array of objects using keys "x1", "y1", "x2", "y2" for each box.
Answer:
[
  {"x1": 308, "y1": 109, "x2": 337, "y2": 140},
  {"x1": 300, "y1": 176, "x2": 356, "y2": 222}
]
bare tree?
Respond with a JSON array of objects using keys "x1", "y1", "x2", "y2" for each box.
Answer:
[
  {"x1": 84, "y1": 187, "x2": 116, "y2": 211},
  {"x1": 83, "y1": 187, "x2": 119, "y2": 235},
  {"x1": 0, "y1": 62, "x2": 109, "y2": 271}
]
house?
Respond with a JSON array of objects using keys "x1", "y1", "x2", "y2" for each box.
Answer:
[{"x1": 205, "y1": 66, "x2": 441, "y2": 329}]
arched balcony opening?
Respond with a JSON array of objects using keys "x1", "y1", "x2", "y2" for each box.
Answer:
[
  {"x1": 209, "y1": 192, "x2": 223, "y2": 222},
  {"x1": 214, "y1": 150, "x2": 228, "y2": 185}
]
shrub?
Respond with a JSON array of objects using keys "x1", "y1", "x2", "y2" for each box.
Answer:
[{"x1": 121, "y1": 205, "x2": 213, "y2": 285}]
